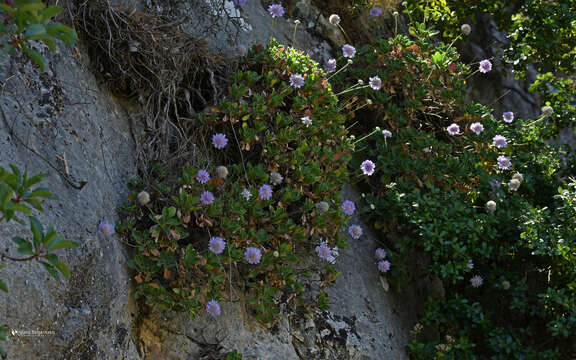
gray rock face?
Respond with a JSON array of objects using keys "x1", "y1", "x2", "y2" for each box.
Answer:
[{"x1": 0, "y1": 45, "x2": 140, "y2": 359}]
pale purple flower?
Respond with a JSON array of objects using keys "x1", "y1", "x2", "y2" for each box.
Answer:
[
  {"x1": 316, "y1": 242, "x2": 332, "y2": 261},
  {"x1": 490, "y1": 179, "x2": 501, "y2": 189},
  {"x1": 497, "y1": 156, "x2": 512, "y2": 170},
  {"x1": 377, "y1": 260, "x2": 390, "y2": 273},
  {"x1": 447, "y1": 123, "x2": 460, "y2": 135},
  {"x1": 342, "y1": 200, "x2": 355, "y2": 216},
  {"x1": 301, "y1": 115, "x2": 312, "y2": 127},
  {"x1": 348, "y1": 224, "x2": 363, "y2": 239},
  {"x1": 258, "y1": 184, "x2": 273, "y2": 200},
  {"x1": 493, "y1": 135, "x2": 507, "y2": 148},
  {"x1": 200, "y1": 191, "x2": 215, "y2": 205},
  {"x1": 268, "y1": 4, "x2": 284, "y2": 17},
  {"x1": 212, "y1": 133, "x2": 228, "y2": 149},
  {"x1": 375, "y1": 248, "x2": 387, "y2": 260},
  {"x1": 361, "y1": 160, "x2": 376, "y2": 176},
  {"x1": 196, "y1": 169, "x2": 210, "y2": 184},
  {"x1": 270, "y1": 172, "x2": 283, "y2": 185},
  {"x1": 241, "y1": 188, "x2": 252, "y2": 200},
  {"x1": 342, "y1": 44, "x2": 356, "y2": 59},
  {"x1": 245, "y1": 247, "x2": 262, "y2": 264},
  {"x1": 502, "y1": 111, "x2": 514, "y2": 123},
  {"x1": 467, "y1": 259, "x2": 474, "y2": 269},
  {"x1": 370, "y1": 7, "x2": 383, "y2": 17},
  {"x1": 206, "y1": 300, "x2": 221, "y2": 317},
  {"x1": 470, "y1": 122, "x2": 484, "y2": 135},
  {"x1": 382, "y1": 129, "x2": 392, "y2": 138},
  {"x1": 326, "y1": 59, "x2": 337, "y2": 72},
  {"x1": 479, "y1": 59, "x2": 492, "y2": 73},
  {"x1": 470, "y1": 275, "x2": 483, "y2": 288},
  {"x1": 233, "y1": 0, "x2": 247, "y2": 7},
  {"x1": 209, "y1": 236, "x2": 226, "y2": 255},
  {"x1": 290, "y1": 73, "x2": 305, "y2": 88},
  {"x1": 98, "y1": 221, "x2": 115, "y2": 236},
  {"x1": 369, "y1": 76, "x2": 382, "y2": 90}
]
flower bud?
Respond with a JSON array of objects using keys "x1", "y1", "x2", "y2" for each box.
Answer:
[
  {"x1": 137, "y1": 191, "x2": 150, "y2": 205},
  {"x1": 486, "y1": 200, "x2": 497, "y2": 212},
  {"x1": 461, "y1": 24, "x2": 471, "y2": 36},
  {"x1": 316, "y1": 201, "x2": 330, "y2": 214},
  {"x1": 512, "y1": 172, "x2": 523, "y2": 182},
  {"x1": 366, "y1": 99, "x2": 373, "y2": 105},
  {"x1": 541, "y1": 105, "x2": 553, "y2": 117},
  {"x1": 294, "y1": 19, "x2": 301, "y2": 25},
  {"x1": 509, "y1": 178, "x2": 521, "y2": 191},
  {"x1": 502, "y1": 280, "x2": 511, "y2": 290},
  {"x1": 329, "y1": 14, "x2": 341, "y2": 26},
  {"x1": 216, "y1": 165, "x2": 229, "y2": 179}
]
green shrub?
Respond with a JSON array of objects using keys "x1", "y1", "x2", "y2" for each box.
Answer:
[
  {"x1": 122, "y1": 40, "x2": 353, "y2": 323},
  {"x1": 0, "y1": 0, "x2": 77, "y2": 70},
  {"x1": 0, "y1": 164, "x2": 77, "y2": 358},
  {"x1": 333, "y1": 24, "x2": 576, "y2": 358}
]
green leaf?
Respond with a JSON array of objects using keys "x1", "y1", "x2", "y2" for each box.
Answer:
[
  {"x1": 24, "y1": 48, "x2": 47, "y2": 71},
  {"x1": 54, "y1": 261, "x2": 71, "y2": 279},
  {"x1": 40, "y1": 5, "x2": 61, "y2": 22},
  {"x1": 40, "y1": 261, "x2": 60, "y2": 281},
  {"x1": 29, "y1": 216, "x2": 43, "y2": 248},
  {"x1": 12, "y1": 236, "x2": 33, "y2": 255},
  {"x1": 24, "y1": 24, "x2": 47, "y2": 40},
  {"x1": 17, "y1": 2, "x2": 46, "y2": 12},
  {"x1": 0, "y1": 279, "x2": 8, "y2": 293},
  {"x1": 46, "y1": 239, "x2": 77, "y2": 251}
]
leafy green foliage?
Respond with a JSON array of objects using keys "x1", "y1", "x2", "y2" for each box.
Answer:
[
  {"x1": 0, "y1": 0, "x2": 77, "y2": 70},
  {"x1": 0, "y1": 164, "x2": 77, "y2": 358},
  {"x1": 333, "y1": 25, "x2": 576, "y2": 358},
  {"x1": 122, "y1": 40, "x2": 352, "y2": 323}
]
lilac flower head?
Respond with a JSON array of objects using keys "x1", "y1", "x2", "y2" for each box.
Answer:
[
  {"x1": 493, "y1": 135, "x2": 507, "y2": 148},
  {"x1": 342, "y1": 44, "x2": 356, "y2": 59},
  {"x1": 490, "y1": 180, "x2": 501, "y2": 189},
  {"x1": 325, "y1": 59, "x2": 337, "y2": 72},
  {"x1": 479, "y1": 59, "x2": 492, "y2": 73},
  {"x1": 98, "y1": 221, "x2": 115, "y2": 236},
  {"x1": 375, "y1": 248, "x2": 387, "y2": 260},
  {"x1": 301, "y1": 115, "x2": 312, "y2": 127},
  {"x1": 467, "y1": 259, "x2": 474, "y2": 269},
  {"x1": 289, "y1": 73, "x2": 305, "y2": 88},
  {"x1": 258, "y1": 184, "x2": 273, "y2": 200},
  {"x1": 270, "y1": 172, "x2": 284, "y2": 186},
  {"x1": 197, "y1": 169, "x2": 210, "y2": 184},
  {"x1": 447, "y1": 123, "x2": 460, "y2": 135},
  {"x1": 382, "y1": 129, "x2": 392, "y2": 138},
  {"x1": 316, "y1": 201, "x2": 330, "y2": 214},
  {"x1": 241, "y1": 188, "x2": 252, "y2": 200},
  {"x1": 233, "y1": 0, "x2": 247, "y2": 7},
  {"x1": 502, "y1": 111, "x2": 514, "y2": 123},
  {"x1": 212, "y1": 133, "x2": 228, "y2": 149},
  {"x1": 348, "y1": 224, "x2": 363, "y2": 239},
  {"x1": 470, "y1": 122, "x2": 484, "y2": 135},
  {"x1": 370, "y1": 7, "x2": 383, "y2": 17},
  {"x1": 268, "y1": 4, "x2": 284, "y2": 17},
  {"x1": 206, "y1": 300, "x2": 221, "y2": 317},
  {"x1": 378, "y1": 260, "x2": 391, "y2": 273},
  {"x1": 316, "y1": 242, "x2": 332, "y2": 261},
  {"x1": 369, "y1": 76, "x2": 382, "y2": 90},
  {"x1": 209, "y1": 236, "x2": 226, "y2": 255},
  {"x1": 497, "y1": 156, "x2": 512, "y2": 170},
  {"x1": 361, "y1": 160, "x2": 376, "y2": 176},
  {"x1": 470, "y1": 275, "x2": 483, "y2": 288},
  {"x1": 245, "y1": 247, "x2": 262, "y2": 264},
  {"x1": 341, "y1": 200, "x2": 356, "y2": 216},
  {"x1": 200, "y1": 191, "x2": 215, "y2": 205}
]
